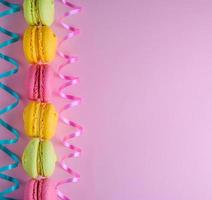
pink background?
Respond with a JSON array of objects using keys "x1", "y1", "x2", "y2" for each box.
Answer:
[{"x1": 2, "y1": 0, "x2": 212, "y2": 199}]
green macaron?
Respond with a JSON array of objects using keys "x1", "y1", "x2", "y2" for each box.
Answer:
[
  {"x1": 22, "y1": 138, "x2": 57, "y2": 178},
  {"x1": 23, "y1": 0, "x2": 55, "y2": 26}
]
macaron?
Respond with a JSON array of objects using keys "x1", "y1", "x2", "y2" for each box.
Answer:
[
  {"x1": 22, "y1": 138, "x2": 57, "y2": 178},
  {"x1": 24, "y1": 179, "x2": 57, "y2": 200},
  {"x1": 23, "y1": 0, "x2": 54, "y2": 26},
  {"x1": 23, "y1": 101, "x2": 58, "y2": 140},
  {"x1": 26, "y1": 64, "x2": 53, "y2": 102},
  {"x1": 23, "y1": 26, "x2": 57, "y2": 64}
]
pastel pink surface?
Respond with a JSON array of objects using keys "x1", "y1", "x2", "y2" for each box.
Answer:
[
  {"x1": 3, "y1": 0, "x2": 212, "y2": 200},
  {"x1": 26, "y1": 65, "x2": 53, "y2": 102},
  {"x1": 24, "y1": 179, "x2": 57, "y2": 200}
]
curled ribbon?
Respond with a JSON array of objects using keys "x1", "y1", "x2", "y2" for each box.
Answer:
[
  {"x1": 0, "y1": 0, "x2": 21, "y2": 199},
  {"x1": 56, "y1": 0, "x2": 83, "y2": 199}
]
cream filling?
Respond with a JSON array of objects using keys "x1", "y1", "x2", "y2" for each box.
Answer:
[
  {"x1": 38, "y1": 102, "x2": 42, "y2": 138},
  {"x1": 30, "y1": 27, "x2": 36, "y2": 63},
  {"x1": 38, "y1": 27, "x2": 44, "y2": 62},
  {"x1": 36, "y1": 180, "x2": 40, "y2": 200},
  {"x1": 35, "y1": 0, "x2": 41, "y2": 25},
  {"x1": 34, "y1": 26, "x2": 40, "y2": 62},
  {"x1": 37, "y1": 141, "x2": 43, "y2": 177}
]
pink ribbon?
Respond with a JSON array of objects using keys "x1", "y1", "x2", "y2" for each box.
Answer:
[{"x1": 56, "y1": 1, "x2": 83, "y2": 199}]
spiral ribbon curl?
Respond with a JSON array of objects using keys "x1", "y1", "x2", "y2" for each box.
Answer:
[
  {"x1": 0, "y1": 0, "x2": 20, "y2": 199},
  {"x1": 56, "y1": 1, "x2": 83, "y2": 199}
]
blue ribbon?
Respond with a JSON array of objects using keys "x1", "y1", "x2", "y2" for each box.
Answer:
[{"x1": 0, "y1": 0, "x2": 21, "y2": 199}]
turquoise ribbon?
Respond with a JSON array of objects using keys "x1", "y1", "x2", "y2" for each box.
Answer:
[{"x1": 0, "y1": 0, "x2": 21, "y2": 199}]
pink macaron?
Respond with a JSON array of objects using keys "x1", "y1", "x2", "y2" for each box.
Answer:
[
  {"x1": 26, "y1": 64, "x2": 53, "y2": 102},
  {"x1": 24, "y1": 179, "x2": 57, "y2": 200}
]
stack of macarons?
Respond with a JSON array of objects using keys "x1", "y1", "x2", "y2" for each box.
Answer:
[{"x1": 22, "y1": 0, "x2": 58, "y2": 199}]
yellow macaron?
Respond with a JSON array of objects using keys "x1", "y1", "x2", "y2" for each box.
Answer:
[
  {"x1": 23, "y1": 101, "x2": 58, "y2": 140},
  {"x1": 23, "y1": 26, "x2": 57, "y2": 64}
]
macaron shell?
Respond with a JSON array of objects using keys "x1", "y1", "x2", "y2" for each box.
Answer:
[
  {"x1": 39, "y1": 0, "x2": 54, "y2": 26},
  {"x1": 23, "y1": 179, "x2": 37, "y2": 200},
  {"x1": 42, "y1": 179, "x2": 57, "y2": 200},
  {"x1": 41, "y1": 26, "x2": 57, "y2": 62},
  {"x1": 41, "y1": 140, "x2": 57, "y2": 177},
  {"x1": 23, "y1": 101, "x2": 40, "y2": 138},
  {"x1": 26, "y1": 65, "x2": 39, "y2": 101},
  {"x1": 22, "y1": 138, "x2": 39, "y2": 178},
  {"x1": 23, "y1": 26, "x2": 38, "y2": 63},
  {"x1": 41, "y1": 65, "x2": 53, "y2": 102},
  {"x1": 40, "y1": 103, "x2": 58, "y2": 139},
  {"x1": 23, "y1": 0, "x2": 34, "y2": 25}
]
